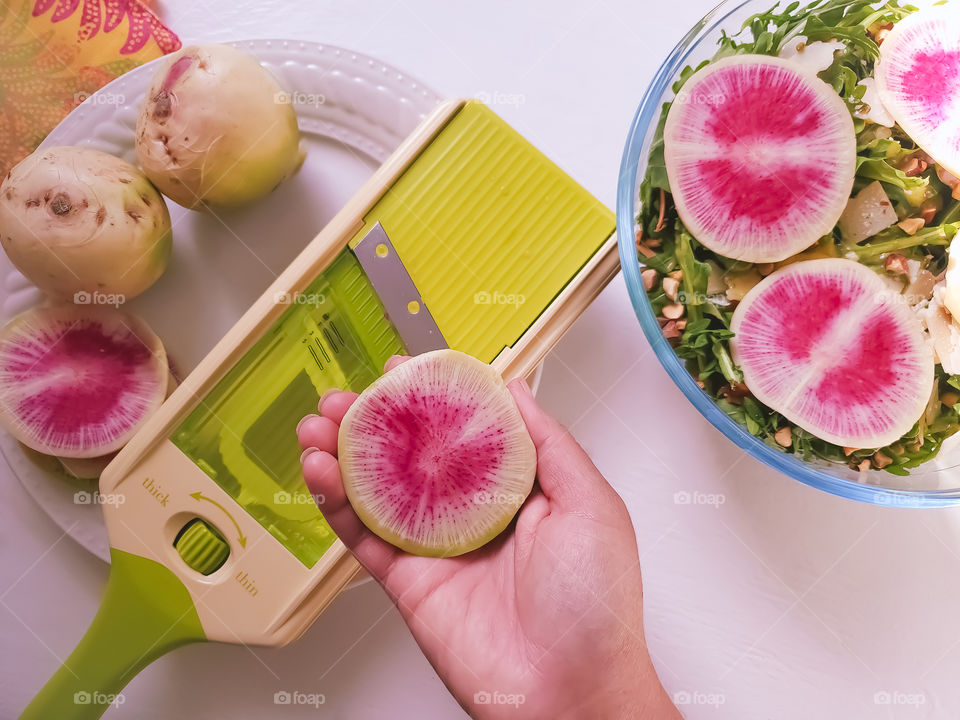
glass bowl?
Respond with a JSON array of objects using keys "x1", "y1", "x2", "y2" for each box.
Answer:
[{"x1": 616, "y1": 0, "x2": 960, "y2": 506}]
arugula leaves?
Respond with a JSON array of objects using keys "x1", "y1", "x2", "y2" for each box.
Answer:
[{"x1": 635, "y1": 0, "x2": 960, "y2": 473}]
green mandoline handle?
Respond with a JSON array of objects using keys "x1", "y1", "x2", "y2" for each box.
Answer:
[{"x1": 21, "y1": 549, "x2": 206, "y2": 719}]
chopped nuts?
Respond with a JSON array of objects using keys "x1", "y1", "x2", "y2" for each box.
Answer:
[
  {"x1": 675, "y1": 319, "x2": 687, "y2": 331},
  {"x1": 662, "y1": 320, "x2": 681, "y2": 339},
  {"x1": 637, "y1": 243, "x2": 656, "y2": 259},
  {"x1": 873, "y1": 22, "x2": 893, "y2": 44},
  {"x1": 857, "y1": 459, "x2": 872, "y2": 472},
  {"x1": 668, "y1": 270, "x2": 683, "y2": 281},
  {"x1": 718, "y1": 383, "x2": 750, "y2": 405},
  {"x1": 900, "y1": 156, "x2": 928, "y2": 177},
  {"x1": 662, "y1": 303, "x2": 685, "y2": 320},
  {"x1": 774, "y1": 426, "x2": 792, "y2": 447},
  {"x1": 662, "y1": 276, "x2": 680, "y2": 301},
  {"x1": 884, "y1": 253, "x2": 910, "y2": 276},
  {"x1": 843, "y1": 447, "x2": 858, "y2": 457},
  {"x1": 641, "y1": 268, "x2": 659, "y2": 292},
  {"x1": 636, "y1": 228, "x2": 658, "y2": 259},
  {"x1": 937, "y1": 166, "x2": 960, "y2": 201},
  {"x1": 897, "y1": 217, "x2": 926, "y2": 235},
  {"x1": 756, "y1": 263, "x2": 776, "y2": 277},
  {"x1": 872, "y1": 451, "x2": 893, "y2": 469}
]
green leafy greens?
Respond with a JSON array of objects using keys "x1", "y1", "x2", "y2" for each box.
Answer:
[{"x1": 637, "y1": 0, "x2": 960, "y2": 473}]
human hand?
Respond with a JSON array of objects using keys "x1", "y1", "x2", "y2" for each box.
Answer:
[{"x1": 297, "y1": 357, "x2": 679, "y2": 720}]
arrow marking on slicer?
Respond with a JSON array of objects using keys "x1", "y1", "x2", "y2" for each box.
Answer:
[{"x1": 189, "y1": 492, "x2": 248, "y2": 548}]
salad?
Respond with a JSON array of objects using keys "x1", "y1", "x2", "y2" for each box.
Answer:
[{"x1": 637, "y1": 0, "x2": 960, "y2": 475}]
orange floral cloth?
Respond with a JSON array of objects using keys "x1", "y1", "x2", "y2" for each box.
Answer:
[{"x1": 0, "y1": 0, "x2": 180, "y2": 175}]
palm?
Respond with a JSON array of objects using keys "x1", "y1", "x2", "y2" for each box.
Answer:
[{"x1": 298, "y1": 364, "x2": 676, "y2": 719}]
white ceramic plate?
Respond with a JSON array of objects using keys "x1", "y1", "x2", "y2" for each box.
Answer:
[{"x1": 0, "y1": 40, "x2": 444, "y2": 567}]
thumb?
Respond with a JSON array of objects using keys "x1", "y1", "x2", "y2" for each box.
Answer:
[{"x1": 508, "y1": 378, "x2": 624, "y2": 518}]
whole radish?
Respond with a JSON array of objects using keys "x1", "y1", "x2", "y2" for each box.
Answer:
[
  {"x1": 136, "y1": 44, "x2": 305, "y2": 209},
  {"x1": 0, "y1": 146, "x2": 172, "y2": 303}
]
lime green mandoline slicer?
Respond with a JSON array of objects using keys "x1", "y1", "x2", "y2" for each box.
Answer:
[{"x1": 21, "y1": 99, "x2": 618, "y2": 719}]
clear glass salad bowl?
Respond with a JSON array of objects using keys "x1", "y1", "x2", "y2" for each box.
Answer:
[{"x1": 616, "y1": 0, "x2": 960, "y2": 506}]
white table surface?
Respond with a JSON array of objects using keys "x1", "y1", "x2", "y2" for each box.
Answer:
[{"x1": 4, "y1": 1, "x2": 960, "y2": 718}]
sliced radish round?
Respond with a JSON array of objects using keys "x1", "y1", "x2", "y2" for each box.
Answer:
[
  {"x1": 0, "y1": 305, "x2": 168, "y2": 458},
  {"x1": 876, "y1": 6, "x2": 960, "y2": 177},
  {"x1": 338, "y1": 349, "x2": 536, "y2": 557},
  {"x1": 664, "y1": 55, "x2": 856, "y2": 263},
  {"x1": 731, "y1": 259, "x2": 933, "y2": 449}
]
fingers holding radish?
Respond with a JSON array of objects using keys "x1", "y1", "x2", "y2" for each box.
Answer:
[
  {"x1": 296, "y1": 414, "x2": 339, "y2": 454},
  {"x1": 300, "y1": 444, "x2": 402, "y2": 580}
]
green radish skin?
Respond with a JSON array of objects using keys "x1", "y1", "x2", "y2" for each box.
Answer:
[{"x1": 338, "y1": 350, "x2": 537, "y2": 558}]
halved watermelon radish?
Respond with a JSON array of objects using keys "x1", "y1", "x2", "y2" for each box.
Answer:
[
  {"x1": 0, "y1": 305, "x2": 168, "y2": 458},
  {"x1": 731, "y1": 259, "x2": 933, "y2": 449},
  {"x1": 338, "y1": 350, "x2": 536, "y2": 557},
  {"x1": 876, "y1": 6, "x2": 960, "y2": 177},
  {"x1": 664, "y1": 55, "x2": 856, "y2": 263}
]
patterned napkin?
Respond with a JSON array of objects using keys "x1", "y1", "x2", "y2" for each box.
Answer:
[{"x1": 0, "y1": 0, "x2": 181, "y2": 175}]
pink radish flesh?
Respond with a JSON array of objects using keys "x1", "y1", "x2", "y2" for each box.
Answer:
[
  {"x1": 338, "y1": 349, "x2": 536, "y2": 557},
  {"x1": 353, "y1": 391, "x2": 504, "y2": 514},
  {"x1": 0, "y1": 306, "x2": 167, "y2": 458},
  {"x1": 876, "y1": 7, "x2": 960, "y2": 176},
  {"x1": 664, "y1": 55, "x2": 856, "y2": 262},
  {"x1": 731, "y1": 259, "x2": 933, "y2": 448}
]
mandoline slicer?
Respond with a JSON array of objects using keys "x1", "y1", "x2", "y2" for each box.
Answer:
[{"x1": 22, "y1": 99, "x2": 618, "y2": 719}]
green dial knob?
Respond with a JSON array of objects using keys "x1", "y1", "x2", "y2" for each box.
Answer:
[{"x1": 175, "y1": 519, "x2": 230, "y2": 575}]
